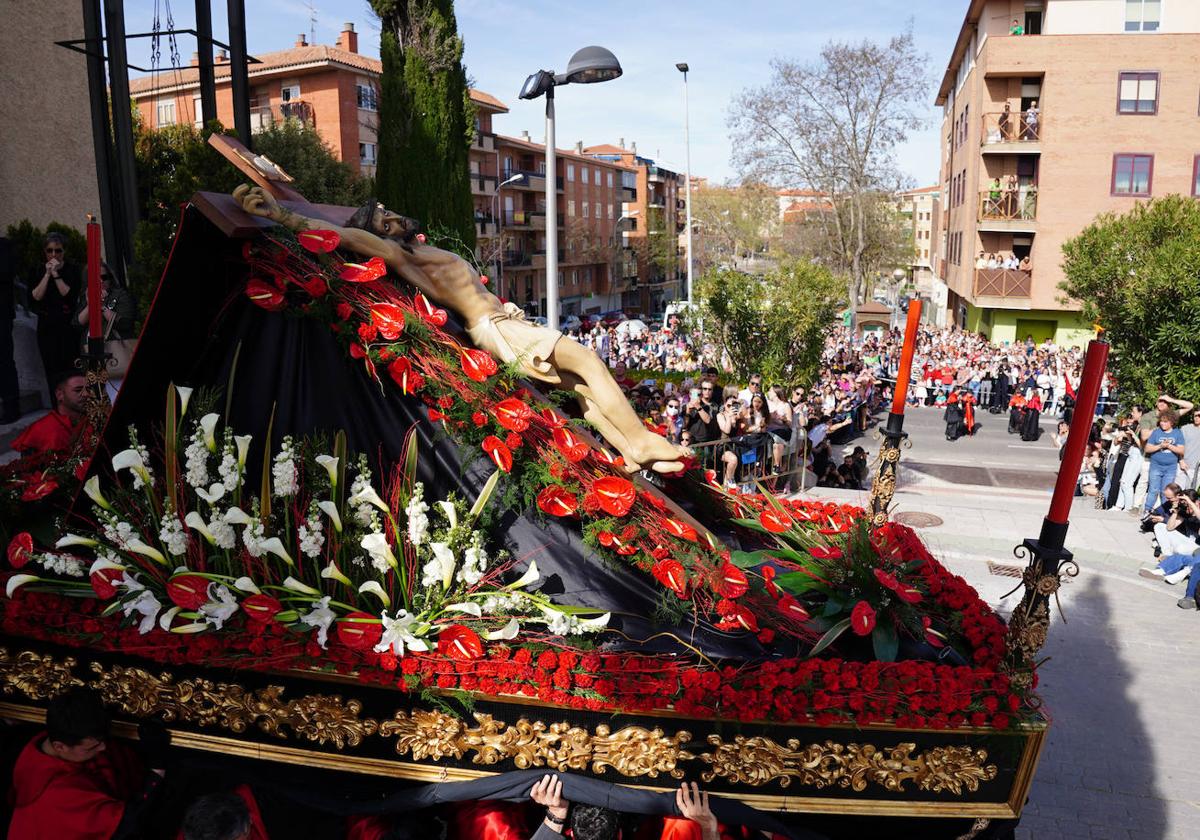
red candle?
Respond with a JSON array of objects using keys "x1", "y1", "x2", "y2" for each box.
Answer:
[
  {"x1": 890, "y1": 299, "x2": 923, "y2": 414},
  {"x1": 86, "y1": 216, "x2": 102, "y2": 340},
  {"x1": 1047, "y1": 339, "x2": 1109, "y2": 525}
]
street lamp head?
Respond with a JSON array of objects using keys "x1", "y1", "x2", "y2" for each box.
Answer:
[
  {"x1": 676, "y1": 62, "x2": 689, "y2": 73},
  {"x1": 562, "y1": 46, "x2": 622, "y2": 85},
  {"x1": 518, "y1": 69, "x2": 555, "y2": 100},
  {"x1": 500, "y1": 174, "x2": 526, "y2": 187},
  {"x1": 892, "y1": 268, "x2": 906, "y2": 281}
]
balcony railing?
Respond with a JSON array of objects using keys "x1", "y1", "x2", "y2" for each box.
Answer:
[
  {"x1": 974, "y1": 268, "x2": 1032, "y2": 299},
  {"x1": 471, "y1": 132, "x2": 497, "y2": 153},
  {"x1": 502, "y1": 250, "x2": 531, "y2": 268},
  {"x1": 471, "y1": 175, "x2": 498, "y2": 196},
  {"x1": 475, "y1": 217, "x2": 497, "y2": 238},
  {"x1": 502, "y1": 169, "x2": 547, "y2": 190},
  {"x1": 980, "y1": 110, "x2": 1041, "y2": 145},
  {"x1": 279, "y1": 99, "x2": 316, "y2": 125},
  {"x1": 978, "y1": 189, "x2": 1038, "y2": 222}
]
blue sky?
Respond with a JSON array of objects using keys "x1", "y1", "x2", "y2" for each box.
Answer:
[{"x1": 122, "y1": 0, "x2": 964, "y2": 187}]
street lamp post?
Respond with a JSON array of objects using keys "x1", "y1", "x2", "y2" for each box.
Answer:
[
  {"x1": 676, "y1": 62, "x2": 693, "y2": 307},
  {"x1": 492, "y1": 173, "x2": 526, "y2": 301},
  {"x1": 520, "y1": 46, "x2": 623, "y2": 331},
  {"x1": 892, "y1": 267, "x2": 906, "y2": 329}
]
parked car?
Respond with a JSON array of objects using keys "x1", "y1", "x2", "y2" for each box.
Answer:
[
  {"x1": 560, "y1": 314, "x2": 582, "y2": 333},
  {"x1": 599, "y1": 310, "x2": 628, "y2": 328}
]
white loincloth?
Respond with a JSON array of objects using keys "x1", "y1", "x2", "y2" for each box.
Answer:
[{"x1": 467, "y1": 304, "x2": 563, "y2": 385}]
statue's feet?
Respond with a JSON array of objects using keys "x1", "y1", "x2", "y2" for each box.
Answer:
[
  {"x1": 648, "y1": 460, "x2": 686, "y2": 475},
  {"x1": 629, "y1": 434, "x2": 691, "y2": 470}
]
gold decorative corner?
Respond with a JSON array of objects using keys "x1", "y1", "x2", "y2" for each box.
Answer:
[{"x1": 0, "y1": 649, "x2": 84, "y2": 699}]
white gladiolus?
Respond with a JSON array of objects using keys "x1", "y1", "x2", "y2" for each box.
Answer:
[
  {"x1": 199, "y1": 413, "x2": 220, "y2": 452},
  {"x1": 83, "y1": 476, "x2": 112, "y2": 511},
  {"x1": 184, "y1": 511, "x2": 215, "y2": 544},
  {"x1": 506, "y1": 560, "x2": 540, "y2": 590},
  {"x1": 315, "y1": 455, "x2": 339, "y2": 488},
  {"x1": 233, "y1": 576, "x2": 261, "y2": 594},
  {"x1": 125, "y1": 540, "x2": 167, "y2": 565},
  {"x1": 320, "y1": 562, "x2": 351, "y2": 586},
  {"x1": 360, "y1": 533, "x2": 397, "y2": 573},
  {"x1": 486, "y1": 618, "x2": 520, "y2": 641},
  {"x1": 234, "y1": 435, "x2": 252, "y2": 467},
  {"x1": 349, "y1": 485, "x2": 389, "y2": 513},
  {"x1": 282, "y1": 576, "x2": 320, "y2": 595},
  {"x1": 436, "y1": 500, "x2": 457, "y2": 531},
  {"x1": 176, "y1": 386, "x2": 194, "y2": 419},
  {"x1": 56, "y1": 534, "x2": 98, "y2": 549},
  {"x1": 300, "y1": 596, "x2": 336, "y2": 648},
  {"x1": 317, "y1": 501, "x2": 342, "y2": 533},
  {"x1": 5, "y1": 575, "x2": 39, "y2": 598},
  {"x1": 357, "y1": 581, "x2": 391, "y2": 608},
  {"x1": 258, "y1": 538, "x2": 294, "y2": 566}
]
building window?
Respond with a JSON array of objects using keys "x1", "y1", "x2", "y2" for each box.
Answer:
[
  {"x1": 608, "y1": 203, "x2": 614, "y2": 219},
  {"x1": 567, "y1": 164, "x2": 575, "y2": 182},
  {"x1": 156, "y1": 98, "x2": 176, "y2": 126},
  {"x1": 359, "y1": 143, "x2": 377, "y2": 165},
  {"x1": 1193, "y1": 155, "x2": 1200, "y2": 197},
  {"x1": 1111, "y1": 154, "x2": 1153, "y2": 196},
  {"x1": 581, "y1": 167, "x2": 589, "y2": 185},
  {"x1": 568, "y1": 200, "x2": 575, "y2": 217},
  {"x1": 607, "y1": 172, "x2": 614, "y2": 188},
  {"x1": 583, "y1": 202, "x2": 590, "y2": 219},
  {"x1": 1124, "y1": 0, "x2": 1161, "y2": 32},
  {"x1": 356, "y1": 83, "x2": 378, "y2": 111},
  {"x1": 1118, "y1": 72, "x2": 1158, "y2": 114},
  {"x1": 503, "y1": 156, "x2": 513, "y2": 177},
  {"x1": 192, "y1": 96, "x2": 204, "y2": 127},
  {"x1": 281, "y1": 84, "x2": 301, "y2": 102},
  {"x1": 594, "y1": 168, "x2": 601, "y2": 184}
]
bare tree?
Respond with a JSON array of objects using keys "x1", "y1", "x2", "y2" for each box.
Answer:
[
  {"x1": 691, "y1": 181, "x2": 777, "y2": 272},
  {"x1": 728, "y1": 28, "x2": 929, "y2": 313}
]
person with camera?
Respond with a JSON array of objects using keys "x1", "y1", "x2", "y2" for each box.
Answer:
[
  {"x1": 1140, "y1": 490, "x2": 1200, "y2": 594},
  {"x1": 716, "y1": 393, "x2": 746, "y2": 488}
]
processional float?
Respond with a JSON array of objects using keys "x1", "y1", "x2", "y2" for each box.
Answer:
[{"x1": 0, "y1": 139, "x2": 1104, "y2": 838}]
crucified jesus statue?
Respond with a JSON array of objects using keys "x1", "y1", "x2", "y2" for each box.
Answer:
[{"x1": 233, "y1": 185, "x2": 690, "y2": 474}]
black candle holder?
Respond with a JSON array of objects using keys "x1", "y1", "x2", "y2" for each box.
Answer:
[
  {"x1": 867, "y1": 411, "x2": 909, "y2": 528},
  {"x1": 1003, "y1": 517, "x2": 1079, "y2": 689},
  {"x1": 79, "y1": 336, "x2": 112, "y2": 431}
]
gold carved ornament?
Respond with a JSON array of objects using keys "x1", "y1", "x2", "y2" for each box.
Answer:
[{"x1": 1002, "y1": 548, "x2": 1079, "y2": 670}]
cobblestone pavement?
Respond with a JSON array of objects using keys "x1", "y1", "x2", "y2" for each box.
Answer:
[{"x1": 800, "y1": 411, "x2": 1200, "y2": 839}]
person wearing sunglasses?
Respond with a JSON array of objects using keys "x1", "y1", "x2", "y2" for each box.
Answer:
[{"x1": 29, "y1": 233, "x2": 82, "y2": 402}]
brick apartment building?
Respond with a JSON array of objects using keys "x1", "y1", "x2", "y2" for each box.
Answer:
[
  {"x1": 936, "y1": 0, "x2": 1200, "y2": 347},
  {"x1": 129, "y1": 24, "x2": 383, "y2": 178}
]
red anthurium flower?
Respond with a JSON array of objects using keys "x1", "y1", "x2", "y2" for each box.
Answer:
[
  {"x1": 662, "y1": 518, "x2": 698, "y2": 542},
  {"x1": 413, "y1": 292, "x2": 448, "y2": 326},
  {"x1": 438, "y1": 624, "x2": 484, "y2": 660},
  {"x1": 245, "y1": 279, "x2": 285, "y2": 311},
  {"x1": 593, "y1": 476, "x2": 636, "y2": 517},
  {"x1": 873, "y1": 568, "x2": 899, "y2": 590},
  {"x1": 704, "y1": 469, "x2": 719, "y2": 487},
  {"x1": 243, "y1": 594, "x2": 283, "y2": 623},
  {"x1": 921, "y1": 615, "x2": 945, "y2": 648},
  {"x1": 552, "y1": 427, "x2": 589, "y2": 463},
  {"x1": 7, "y1": 533, "x2": 33, "y2": 569},
  {"x1": 90, "y1": 566, "x2": 124, "y2": 599},
  {"x1": 349, "y1": 343, "x2": 367, "y2": 360},
  {"x1": 20, "y1": 474, "x2": 58, "y2": 502},
  {"x1": 370, "y1": 302, "x2": 407, "y2": 340},
  {"x1": 295, "y1": 274, "x2": 328, "y2": 298},
  {"x1": 166, "y1": 574, "x2": 212, "y2": 610},
  {"x1": 481, "y1": 436, "x2": 513, "y2": 473},
  {"x1": 652, "y1": 559, "x2": 689, "y2": 599},
  {"x1": 335, "y1": 302, "x2": 354, "y2": 321},
  {"x1": 388, "y1": 357, "x2": 425, "y2": 395},
  {"x1": 850, "y1": 600, "x2": 876, "y2": 636},
  {"x1": 339, "y1": 256, "x2": 387, "y2": 283},
  {"x1": 337, "y1": 612, "x2": 383, "y2": 650},
  {"x1": 894, "y1": 584, "x2": 923, "y2": 604},
  {"x1": 777, "y1": 594, "x2": 811, "y2": 623},
  {"x1": 537, "y1": 485, "x2": 578, "y2": 517},
  {"x1": 808, "y1": 545, "x2": 844, "y2": 561},
  {"x1": 539, "y1": 408, "x2": 568, "y2": 429},
  {"x1": 759, "y1": 508, "x2": 794, "y2": 533},
  {"x1": 493, "y1": 398, "x2": 533, "y2": 432},
  {"x1": 715, "y1": 599, "x2": 759, "y2": 632},
  {"x1": 615, "y1": 544, "x2": 637, "y2": 556},
  {"x1": 761, "y1": 565, "x2": 778, "y2": 598},
  {"x1": 597, "y1": 531, "x2": 619, "y2": 548},
  {"x1": 592, "y1": 449, "x2": 626, "y2": 468},
  {"x1": 715, "y1": 563, "x2": 749, "y2": 599},
  {"x1": 460, "y1": 347, "x2": 498, "y2": 382},
  {"x1": 297, "y1": 228, "x2": 341, "y2": 253}
]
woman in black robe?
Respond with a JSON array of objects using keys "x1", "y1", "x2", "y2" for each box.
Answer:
[
  {"x1": 991, "y1": 368, "x2": 1011, "y2": 413},
  {"x1": 944, "y1": 392, "x2": 965, "y2": 441}
]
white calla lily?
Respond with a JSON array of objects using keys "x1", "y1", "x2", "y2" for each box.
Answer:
[
  {"x1": 486, "y1": 618, "x2": 521, "y2": 641},
  {"x1": 222, "y1": 507, "x2": 252, "y2": 526},
  {"x1": 83, "y1": 475, "x2": 112, "y2": 511},
  {"x1": 349, "y1": 485, "x2": 389, "y2": 513},
  {"x1": 233, "y1": 576, "x2": 261, "y2": 595},
  {"x1": 184, "y1": 511, "x2": 215, "y2": 544},
  {"x1": 199, "y1": 413, "x2": 220, "y2": 452},
  {"x1": 234, "y1": 435, "x2": 252, "y2": 467},
  {"x1": 111, "y1": 449, "x2": 152, "y2": 486},
  {"x1": 89, "y1": 558, "x2": 126, "y2": 576},
  {"x1": 436, "y1": 500, "x2": 457, "y2": 531},
  {"x1": 506, "y1": 560, "x2": 540, "y2": 590},
  {"x1": 125, "y1": 540, "x2": 167, "y2": 565},
  {"x1": 159, "y1": 605, "x2": 182, "y2": 631},
  {"x1": 5, "y1": 575, "x2": 39, "y2": 598},
  {"x1": 320, "y1": 562, "x2": 352, "y2": 587},
  {"x1": 317, "y1": 500, "x2": 343, "y2": 533},
  {"x1": 577, "y1": 612, "x2": 612, "y2": 631},
  {"x1": 360, "y1": 532, "x2": 397, "y2": 572},
  {"x1": 282, "y1": 576, "x2": 320, "y2": 596},
  {"x1": 357, "y1": 580, "x2": 391, "y2": 608},
  {"x1": 258, "y1": 538, "x2": 294, "y2": 566},
  {"x1": 429, "y1": 542, "x2": 456, "y2": 591},
  {"x1": 315, "y1": 455, "x2": 339, "y2": 487},
  {"x1": 176, "y1": 385, "x2": 193, "y2": 419},
  {"x1": 195, "y1": 483, "x2": 226, "y2": 505},
  {"x1": 56, "y1": 534, "x2": 99, "y2": 549},
  {"x1": 446, "y1": 601, "x2": 483, "y2": 617}
]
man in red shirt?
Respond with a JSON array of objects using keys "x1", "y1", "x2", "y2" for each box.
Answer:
[
  {"x1": 8, "y1": 687, "x2": 167, "y2": 839},
  {"x1": 11, "y1": 371, "x2": 88, "y2": 456}
]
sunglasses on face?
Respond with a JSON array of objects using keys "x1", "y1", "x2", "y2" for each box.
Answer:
[{"x1": 45, "y1": 247, "x2": 63, "y2": 254}]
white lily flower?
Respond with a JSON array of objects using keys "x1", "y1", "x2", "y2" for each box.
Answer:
[
  {"x1": 199, "y1": 413, "x2": 220, "y2": 453},
  {"x1": 315, "y1": 455, "x2": 339, "y2": 488},
  {"x1": 300, "y1": 596, "x2": 336, "y2": 648},
  {"x1": 373, "y1": 609, "x2": 429, "y2": 656},
  {"x1": 233, "y1": 576, "x2": 261, "y2": 595},
  {"x1": 506, "y1": 560, "x2": 540, "y2": 590},
  {"x1": 447, "y1": 601, "x2": 483, "y2": 617},
  {"x1": 200, "y1": 584, "x2": 239, "y2": 629},
  {"x1": 176, "y1": 385, "x2": 194, "y2": 419},
  {"x1": 577, "y1": 612, "x2": 612, "y2": 632},
  {"x1": 429, "y1": 542, "x2": 456, "y2": 591},
  {"x1": 436, "y1": 500, "x2": 457, "y2": 531},
  {"x1": 117, "y1": 571, "x2": 145, "y2": 593},
  {"x1": 5, "y1": 574, "x2": 39, "y2": 598},
  {"x1": 125, "y1": 540, "x2": 167, "y2": 565},
  {"x1": 360, "y1": 532, "x2": 397, "y2": 572},
  {"x1": 111, "y1": 449, "x2": 152, "y2": 487},
  {"x1": 56, "y1": 534, "x2": 99, "y2": 549},
  {"x1": 358, "y1": 580, "x2": 391, "y2": 608},
  {"x1": 123, "y1": 589, "x2": 162, "y2": 635},
  {"x1": 234, "y1": 435, "x2": 252, "y2": 467},
  {"x1": 159, "y1": 605, "x2": 182, "y2": 631},
  {"x1": 170, "y1": 622, "x2": 210, "y2": 634},
  {"x1": 89, "y1": 557, "x2": 126, "y2": 576},
  {"x1": 195, "y1": 482, "x2": 226, "y2": 505},
  {"x1": 83, "y1": 475, "x2": 112, "y2": 511},
  {"x1": 320, "y1": 562, "x2": 352, "y2": 587},
  {"x1": 258, "y1": 537, "x2": 294, "y2": 566},
  {"x1": 317, "y1": 500, "x2": 343, "y2": 533},
  {"x1": 184, "y1": 511, "x2": 215, "y2": 544},
  {"x1": 349, "y1": 485, "x2": 389, "y2": 513},
  {"x1": 222, "y1": 507, "x2": 252, "y2": 526},
  {"x1": 282, "y1": 576, "x2": 320, "y2": 596},
  {"x1": 486, "y1": 618, "x2": 521, "y2": 641}
]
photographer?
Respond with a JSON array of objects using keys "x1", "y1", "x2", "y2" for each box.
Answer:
[
  {"x1": 1146, "y1": 485, "x2": 1199, "y2": 557},
  {"x1": 716, "y1": 395, "x2": 744, "y2": 488},
  {"x1": 684, "y1": 381, "x2": 719, "y2": 448}
]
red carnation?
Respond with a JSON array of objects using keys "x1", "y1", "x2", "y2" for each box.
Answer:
[
  {"x1": 438, "y1": 624, "x2": 484, "y2": 660},
  {"x1": 537, "y1": 485, "x2": 578, "y2": 517},
  {"x1": 472, "y1": 411, "x2": 488, "y2": 427},
  {"x1": 759, "y1": 508, "x2": 794, "y2": 533},
  {"x1": 504, "y1": 432, "x2": 523, "y2": 450},
  {"x1": 7, "y1": 533, "x2": 33, "y2": 569},
  {"x1": 850, "y1": 600, "x2": 876, "y2": 636},
  {"x1": 592, "y1": 476, "x2": 636, "y2": 517},
  {"x1": 460, "y1": 348, "x2": 498, "y2": 382},
  {"x1": 481, "y1": 436, "x2": 513, "y2": 473},
  {"x1": 335, "y1": 302, "x2": 354, "y2": 321}
]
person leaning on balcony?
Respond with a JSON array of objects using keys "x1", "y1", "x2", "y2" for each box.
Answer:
[
  {"x1": 975, "y1": 251, "x2": 987, "y2": 270},
  {"x1": 998, "y1": 103, "x2": 1012, "y2": 141},
  {"x1": 1019, "y1": 255, "x2": 1032, "y2": 272},
  {"x1": 1010, "y1": 17, "x2": 1025, "y2": 35},
  {"x1": 1023, "y1": 102, "x2": 1039, "y2": 140},
  {"x1": 986, "y1": 254, "x2": 1000, "y2": 270},
  {"x1": 989, "y1": 179, "x2": 1002, "y2": 206}
]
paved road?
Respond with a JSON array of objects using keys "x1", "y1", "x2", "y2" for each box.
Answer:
[{"x1": 803, "y1": 409, "x2": 1199, "y2": 840}]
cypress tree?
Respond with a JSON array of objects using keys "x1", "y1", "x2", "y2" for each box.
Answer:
[{"x1": 370, "y1": 0, "x2": 476, "y2": 248}]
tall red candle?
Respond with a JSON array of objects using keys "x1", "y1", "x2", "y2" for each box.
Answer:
[
  {"x1": 890, "y1": 299, "x2": 923, "y2": 415},
  {"x1": 1046, "y1": 339, "x2": 1109, "y2": 525},
  {"x1": 86, "y1": 216, "x2": 102, "y2": 340}
]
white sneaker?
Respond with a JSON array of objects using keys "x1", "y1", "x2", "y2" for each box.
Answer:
[
  {"x1": 1164, "y1": 569, "x2": 1191, "y2": 585},
  {"x1": 1138, "y1": 567, "x2": 1165, "y2": 580}
]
